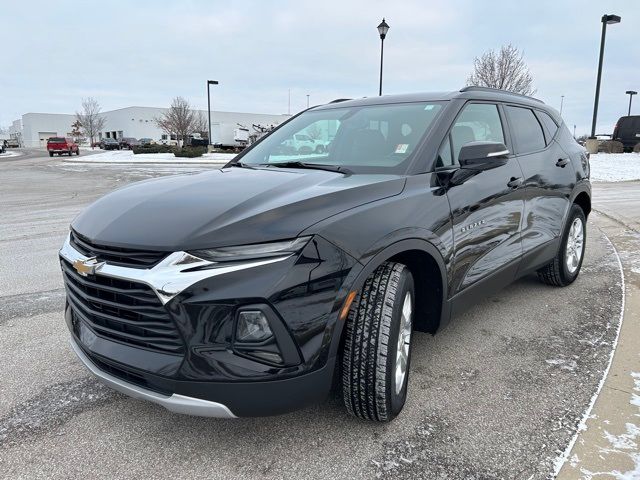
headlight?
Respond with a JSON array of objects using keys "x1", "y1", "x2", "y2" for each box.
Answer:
[{"x1": 189, "y1": 236, "x2": 311, "y2": 263}]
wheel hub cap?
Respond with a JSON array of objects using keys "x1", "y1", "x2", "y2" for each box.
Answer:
[
  {"x1": 394, "y1": 293, "x2": 413, "y2": 395},
  {"x1": 565, "y1": 218, "x2": 584, "y2": 274}
]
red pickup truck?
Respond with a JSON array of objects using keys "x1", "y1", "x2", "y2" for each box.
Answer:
[{"x1": 47, "y1": 137, "x2": 80, "y2": 157}]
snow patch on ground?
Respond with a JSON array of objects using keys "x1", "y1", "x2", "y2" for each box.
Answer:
[
  {"x1": 0, "y1": 150, "x2": 22, "y2": 158},
  {"x1": 590, "y1": 153, "x2": 640, "y2": 182},
  {"x1": 66, "y1": 149, "x2": 236, "y2": 164},
  {"x1": 578, "y1": 372, "x2": 640, "y2": 479}
]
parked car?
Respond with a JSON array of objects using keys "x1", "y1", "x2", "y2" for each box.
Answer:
[
  {"x1": 187, "y1": 133, "x2": 208, "y2": 147},
  {"x1": 100, "y1": 138, "x2": 120, "y2": 150},
  {"x1": 47, "y1": 137, "x2": 79, "y2": 157},
  {"x1": 119, "y1": 137, "x2": 140, "y2": 150},
  {"x1": 612, "y1": 115, "x2": 640, "y2": 152},
  {"x1": 60, "y1": 87, "x2": 590, "y2": 422},
  {"x1": 6, "y1": 138, "x2": 19, "y2": 148},
  {"x1": 0, "y1": 140, "x2": 5, "y2": 154},
  {"x1": 139, "y1": 138, "x2": 154, "y2": 146}
]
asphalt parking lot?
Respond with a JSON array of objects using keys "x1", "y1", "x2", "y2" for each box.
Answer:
[{"x1": 0, "y1": 152, "x2": 627, "y2": 479}]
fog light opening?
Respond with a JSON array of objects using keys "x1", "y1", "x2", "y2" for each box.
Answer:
[{"x1": 236, "y1": 311, "x2": 273, "y2": 342}]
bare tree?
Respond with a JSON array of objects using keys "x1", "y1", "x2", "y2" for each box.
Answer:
[
  {"x1": 155, "y1": 97, "x2": 199, "y2": 147},
  {"x1": 467, "y1": 44, "x2": 535, "y2": 96},
  {"x1": 75, "y1": 98, "x2": 106, "y2": 148},
  {"x1": 193, "y1": 111, "x2": 208, "y2": 140}
]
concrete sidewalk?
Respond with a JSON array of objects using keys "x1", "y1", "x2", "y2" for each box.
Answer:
[{"x1": 558, "y1": 182, "x2": 640, "y2": 479}]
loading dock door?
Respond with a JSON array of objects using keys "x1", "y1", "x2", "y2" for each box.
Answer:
[{"x1": 39, "y1": 132, "x2": 57, "y2": 147}]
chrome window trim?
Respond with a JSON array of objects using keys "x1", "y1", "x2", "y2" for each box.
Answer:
[{"x1": 59, "y1": 233, "x2": 291, "y2": 304}]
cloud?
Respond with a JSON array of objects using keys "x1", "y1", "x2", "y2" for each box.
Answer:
[{"x1": 0, "y1": 0, "x2": 638, "y2": 136}]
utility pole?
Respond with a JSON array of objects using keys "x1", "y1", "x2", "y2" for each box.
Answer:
[{"x1": 288, "y1": 89, "x2": 291, "y2": 115}]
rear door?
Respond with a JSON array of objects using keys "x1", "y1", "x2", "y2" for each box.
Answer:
[
  {"x1": 504, "y1": 105, "x2": 575, "y2": 264},
  {"x1": 438, "y1": 102, "x2": 525, "y2": 296}
]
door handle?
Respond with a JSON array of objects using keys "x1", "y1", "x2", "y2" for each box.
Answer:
[
  {"x1": 556, "y1": 158, "x2": 570, "y2": 168},
  {"x1": 507, "y1": 177, "x2": 523, "y2": 189}
]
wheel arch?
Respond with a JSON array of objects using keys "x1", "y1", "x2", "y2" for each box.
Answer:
[
  {"x1": 573, "y1": 190, "x2": 591, "y2": 218},
  {"x1": 348, "y1": 239, "x2": 449, "y2": 334}
]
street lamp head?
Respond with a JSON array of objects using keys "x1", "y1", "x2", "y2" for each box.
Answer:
[
  {"x1": 626, "y1": 90, "x2": 637, "y2": 96},
  {"x1": 377, "y1": 18, "x2": 389, "y2": 40},
  {"x1": 208, "y1": 80, "x2": 219, "y2": 85},
  {"x1": 602, "y1": 14, "x2": 621, "y2": 24}
]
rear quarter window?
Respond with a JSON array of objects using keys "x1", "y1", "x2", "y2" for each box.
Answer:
[
  {"x1": 505, "y1": 106, "x2": 546, "y2": 154},
  {"x1": 536, "y1": 111, "x2": 559, "y2": 144}
]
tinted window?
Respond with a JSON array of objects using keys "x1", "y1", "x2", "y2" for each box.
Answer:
[
  {"x1": 537, "y1": 111, "x2": 559, "y2": 143},
  {"x1": 436, "y1": 137, "x2": 453, "y2": 167},
  {"x1": 449, "y1": 103, "x2": 504, "y2": 164},
  {"x1": 506, "y1": 106, "x2": 546, "y2": 154}
]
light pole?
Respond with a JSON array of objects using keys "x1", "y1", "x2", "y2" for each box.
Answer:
[
  {"x1": 306, "y1": 94, "x2": 310, "y2": 108},
  {"x1": 377, "y1": 18, "x2": 389, "y2": 96},
  {"x1": 590, "y1": 14, "x2": 621, "y2": 138},
  {"x1": 560, "y1": 95, "x2": 564, "y2": 116},
  {"x1": 625, "y1": 90, "x2": 637, "y2": 116},
  {"x1": 207, "y1": 80, "x2": 219, "y2": 146}
]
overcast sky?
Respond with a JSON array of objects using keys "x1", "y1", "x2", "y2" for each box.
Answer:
[{"x1": 1, "y1": 0, "x2": 638, "y2": 135}]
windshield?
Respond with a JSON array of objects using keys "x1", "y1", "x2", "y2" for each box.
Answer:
[{"x1": 238, "y1": 102, "x2": 444, "y2": 174}]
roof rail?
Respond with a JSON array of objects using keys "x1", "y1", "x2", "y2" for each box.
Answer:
[
  {"x1": 329, "y1": 98, "x2": 352, "y2": 103},
  {"x1": 459, "y1": 86, "x2": 544, "y2": 104}
]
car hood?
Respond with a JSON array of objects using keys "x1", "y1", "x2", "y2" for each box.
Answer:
[{"x1": 72, "y1": 167, "x2": 406, "y2": 251}]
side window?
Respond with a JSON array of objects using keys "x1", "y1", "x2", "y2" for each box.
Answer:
[
  {"x1": 537, "y1": 111, "x2": 559, "y2": 144},
  {"x1": 505, "y1": 106, "x2": 546, "y2": 154},
  {"x1": 436, "y1": 136, "x2": 453, "y2": 167},
  {"x1": 449, "y1": 103, "x2": 504, "y2": 164}
]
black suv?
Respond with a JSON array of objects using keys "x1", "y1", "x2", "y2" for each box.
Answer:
[
  {"x1": 612, "y1": 115, "x2": 640, "y2": 151},
  {"x1": 60, "y1": 87, "x2": 590, "y2": 421}
]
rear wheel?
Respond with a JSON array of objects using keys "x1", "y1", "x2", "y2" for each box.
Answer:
[
  {"x1": 342, "y1": 262, "x2": 414, "y2": 422},
  {"x1": 538, "y1": 204, "x2": 586, "y2": 286},
  {"x1": 68, "y1": 149, "x2": 73, "y2": 156},
  {"x1": 48, "y1": 151, "x2": 53, "y2": 157}
]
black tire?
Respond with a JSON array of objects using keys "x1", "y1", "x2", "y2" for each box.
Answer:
[
  {"x1": 537, "y1": 204, "x2": 587, "y2": 286},
  {"x1": 342, "y1": 262, "x2": 415, "y2": 422},
  {"x1": 49, "y1": 151, "x2": 53, "y2": 157},
  {"x1": 69, "y1": 150, "x2": 73, "y2": 156}
]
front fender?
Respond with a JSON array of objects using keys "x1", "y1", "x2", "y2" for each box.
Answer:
[{"x1": 326, "y1": 236, "x2": 450, "y2": 360}]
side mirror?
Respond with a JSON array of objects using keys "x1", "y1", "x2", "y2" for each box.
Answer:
[{"x1": 458, "y1": 141, "x2": 510, "y2": 170}]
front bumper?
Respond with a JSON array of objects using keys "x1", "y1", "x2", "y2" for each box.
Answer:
[
  {"x1": 60, "y1": 233, "x2": 358, "y2": 416},
  {"x1": 70, "y1": 335, "x2": 236, "y2": 417}
]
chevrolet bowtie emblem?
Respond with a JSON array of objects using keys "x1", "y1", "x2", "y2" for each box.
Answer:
[{"x1": 72, "y1": 257, "x2": 105, "y2": 277}]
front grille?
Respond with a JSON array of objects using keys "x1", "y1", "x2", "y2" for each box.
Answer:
[
  {"x1": 70, "y1": 230, "x2": 167, "y2": 268},
  {"x1": 61, "y1": 258, "x2": 184, "y2": 354}
]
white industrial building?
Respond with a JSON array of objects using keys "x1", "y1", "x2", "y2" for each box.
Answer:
[{"x1": 15, "y1": 107, "x2": 290, "y2": 148}]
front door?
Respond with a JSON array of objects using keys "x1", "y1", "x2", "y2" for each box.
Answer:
[{"x1": 437, "y1": 102, "x2": 525, "y2": 296}]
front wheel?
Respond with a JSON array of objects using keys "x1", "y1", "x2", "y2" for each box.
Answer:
[
  {"x1": 342, "y1": 262, "x2": 415, "y2": 422},
  {"x1": 538, "y1": 204, "x2": 586, "y2": 286}
]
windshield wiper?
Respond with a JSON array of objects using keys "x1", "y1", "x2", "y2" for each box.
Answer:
[
  {"x1": 262, "y1": 161, "x2": 351, "y2": 175},
  {"x1": 228, "y1": 161, "x2": 257, "y2": 170}
]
